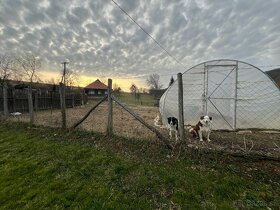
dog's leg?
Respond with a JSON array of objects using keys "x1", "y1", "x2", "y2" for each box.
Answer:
[
  {"x1": 169, "y1": 129, "x2": 172, "y2": 139},
  {"x1": 194, "y1": 130, "x2": 198, "y2": 139},
  {"x1": 207, "y1": 131, "x2": 211, "y2": 142},
  {"x1": 198, "y1": 130, "x2": 203, "y2": 141},
  {"x1": 175, "y1": 130, "x2": 178, "y2": 142}
]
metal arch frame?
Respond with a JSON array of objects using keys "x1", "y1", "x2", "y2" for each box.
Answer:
[
  {"x1": 182, "y1": 59, "x2": 280, "y2": 91},
  {"x1": 162, "y1": 59, "x2": 279, "y2": 97},
  {"x1": 159, "y1": 59, "x2": 280, "y2": 130}
]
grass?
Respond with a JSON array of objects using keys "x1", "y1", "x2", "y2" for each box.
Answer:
[
  {"x1": 115, "y1": 92, "x2": 156, "y2": 106},
  {"x1": 0, "y1": 123, "x2": 279, "y2": 209}
]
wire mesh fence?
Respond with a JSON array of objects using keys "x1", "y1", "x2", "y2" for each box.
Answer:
[
  {"x1": 160, "y1": 59, "x2": 280, "y2": 131},
  {"x1": 1, "y1": 71, "x2": 279, "y2": 156}
]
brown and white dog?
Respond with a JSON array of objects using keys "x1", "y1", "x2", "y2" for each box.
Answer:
[{"x1": 188, "y1": 116, "x2": 212, "y2": 142}]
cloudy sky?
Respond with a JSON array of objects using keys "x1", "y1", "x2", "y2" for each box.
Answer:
[{"x1": 0, "y1": 0, "x2": 280, "y2": 90}]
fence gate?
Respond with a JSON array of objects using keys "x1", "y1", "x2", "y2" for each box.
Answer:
[{"x1": 203, "y1": 63, "x2": 238, "y2": 130}]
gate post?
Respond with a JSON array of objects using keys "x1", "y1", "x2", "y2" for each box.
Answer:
[{"x1": 177, "y1": 73, "x2": 185, "y2": 141}]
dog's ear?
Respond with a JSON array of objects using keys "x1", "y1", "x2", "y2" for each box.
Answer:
[
  {"x1": 200, "y1": 116, "x2": 204, "y2": 120},
  {"x1": 167, "y1": 117, "x2": 171, "y2": 124},
  {"x1": 209, "y1": 116, "x2": 212, "y2": 120}
]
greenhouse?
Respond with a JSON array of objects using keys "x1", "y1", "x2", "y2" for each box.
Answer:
[{"x1": 159, "y1": 59, "x2": 280, "y2": 130}]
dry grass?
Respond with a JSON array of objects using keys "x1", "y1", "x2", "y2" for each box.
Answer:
[
  {"x1": 8, "y1": 100, "x2": 280, "y2": 157},
  {"x1": 10, "y1": 101, "x2": 163, "y2": 140}
]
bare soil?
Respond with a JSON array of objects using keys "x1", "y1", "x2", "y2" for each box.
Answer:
[{"x1": 9, "y1": 100, "x2": 280, "y2": 157}]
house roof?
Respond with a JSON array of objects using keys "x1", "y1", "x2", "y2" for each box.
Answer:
[{"x1": 84, "y1": 79, "x2": 108, "y2": 90}]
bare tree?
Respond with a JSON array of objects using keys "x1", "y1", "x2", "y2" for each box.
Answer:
[
  {"x1": 113, "y1": 83, "x2": 122, "y2": 97},
  {"x1": 64, "y1": 69, "x2": 79, "y2": 87},
  {"x1": 130, "y1": 83, "x2": 137, "y2": 95},
  {"x1": 45, "y1": 77, "x2": 59, "y2": 85},
  {"x1": 16, "y1": 54, "x2": 41, "y2": 84},
  {"x1": 146, "y1": 74, "x2": 162, "y2": 89},
  {"x1": 0, "y1": 54, "x2": 17, "y2": 118},
  {"x1": 16, "y1": 54, "x2": 41, "y2": 124}
]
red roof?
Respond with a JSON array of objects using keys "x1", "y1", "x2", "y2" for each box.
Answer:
[{"x1": 84, "y1": 79, "x2": 108, "y2": 90}]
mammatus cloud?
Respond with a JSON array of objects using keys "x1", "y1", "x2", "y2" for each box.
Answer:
[{"x1": 0, "y1": 0, "x2": 280, "y2": 88}]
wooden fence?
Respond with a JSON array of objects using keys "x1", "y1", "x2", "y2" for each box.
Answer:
[{"x1": 0, "y1": 88, "x2": 87, "y2": 113}]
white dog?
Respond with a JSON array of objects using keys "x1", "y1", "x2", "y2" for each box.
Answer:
[{"x1": 188, "y1": 116, "x2": 212, "y2": 142}]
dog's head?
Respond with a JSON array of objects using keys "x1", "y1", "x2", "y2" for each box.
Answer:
[
  {"x1": 200, "y1": 115, "x2": 212, "y2": 126},
  {"x1": 167, "y1": 117, "x2": 178, "y2": 130}
]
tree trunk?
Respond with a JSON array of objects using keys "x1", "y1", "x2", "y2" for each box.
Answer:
[{"x1": 28, "y1": 85, "x2": 34, "y2": 124}]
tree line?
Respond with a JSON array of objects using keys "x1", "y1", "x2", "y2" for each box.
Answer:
[{"x1": 126, "y1": 74, "x2": 175, "y2": 101}]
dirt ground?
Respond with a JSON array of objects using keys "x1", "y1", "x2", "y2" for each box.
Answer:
[{"x1": 9, "y1": 100, "x2": 280, "y2": 157}]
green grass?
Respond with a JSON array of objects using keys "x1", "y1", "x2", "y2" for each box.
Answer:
[
  {"x1": 0, "y1": 123, "x2": 279, "y2": 209},
  {"x1": 115, "y1": 92, "x2": 156, "y2": 106}
]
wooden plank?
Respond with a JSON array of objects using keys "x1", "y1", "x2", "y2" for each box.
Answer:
[
  {"x1": 72, "y1": 93, "x2": 75, "y2": 108},
  {"x1": 177, "y1": 73, "x2": 185, "y2": 141},
  {"x1": 111, "y1": 95, "x2": 173, "y2": 150},
  {"x1": 69, "y1": 95, "x2": 107, "y2": 130},
  {"x1": 34, "y1": 92, "x2": 39, "y2": 111},
  {"x1": 12, "y1": 88, "x2": 16, "y2": 112},
  {"x1": 107, "y1": 79, "x2": 113, "y2": 136},
  {"x1": 28, "y1": 85, "x2": 34, "y2": 124},
  {"x1": 3, "y1": 81, "x2": 9, "y2": 118}
]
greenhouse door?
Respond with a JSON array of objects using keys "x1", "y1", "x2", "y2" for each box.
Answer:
[{"x1": 204, "y1": 64, "x2": 237, "y2": 130}]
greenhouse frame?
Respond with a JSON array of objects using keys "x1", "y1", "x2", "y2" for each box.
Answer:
[{"x1": 159, "y1": 59, "x2": 280, "y2": 130}]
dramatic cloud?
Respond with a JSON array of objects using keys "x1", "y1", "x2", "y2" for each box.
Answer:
[{"x1": 0, "y1": 0, "x2": 280, "y2": 87}]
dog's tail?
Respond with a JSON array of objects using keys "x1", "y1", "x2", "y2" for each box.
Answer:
[{"x1": 185, "y1": 124, "x2": 193, "y2": 131}]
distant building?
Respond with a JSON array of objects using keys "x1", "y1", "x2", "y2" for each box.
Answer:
[{"x1": 84, "y1": 79, "x2": 108, "y2": 96}]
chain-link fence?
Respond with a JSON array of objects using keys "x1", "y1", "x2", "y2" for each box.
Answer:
[{"x1": 160, "y1": 59, "x2": 280, "y2": 130}]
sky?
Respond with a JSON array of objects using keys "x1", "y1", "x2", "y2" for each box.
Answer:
[{"x1": 1, "y1": 0, "x2": 280, "y2": 91}]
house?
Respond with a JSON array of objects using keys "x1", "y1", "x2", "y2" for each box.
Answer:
[{"x1": 84, "y1": 79, "x2": 108, "y2": 96}]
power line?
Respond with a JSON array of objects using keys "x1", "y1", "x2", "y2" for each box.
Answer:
[
  {"x1": 111, "y1": 0, "x2": 280, "y2": 79},
  {"x1": 111, "y1": 0, "x2": 188, "y2": 71}
]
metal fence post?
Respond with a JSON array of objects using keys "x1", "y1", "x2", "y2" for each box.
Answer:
[{"x1": 178, "y1": 73, "x2": 185, "y2": 141}]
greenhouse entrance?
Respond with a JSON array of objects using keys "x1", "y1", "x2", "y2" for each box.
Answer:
[{"x1": 203, "y1": 63, "x2": 238, "y2": 130}]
